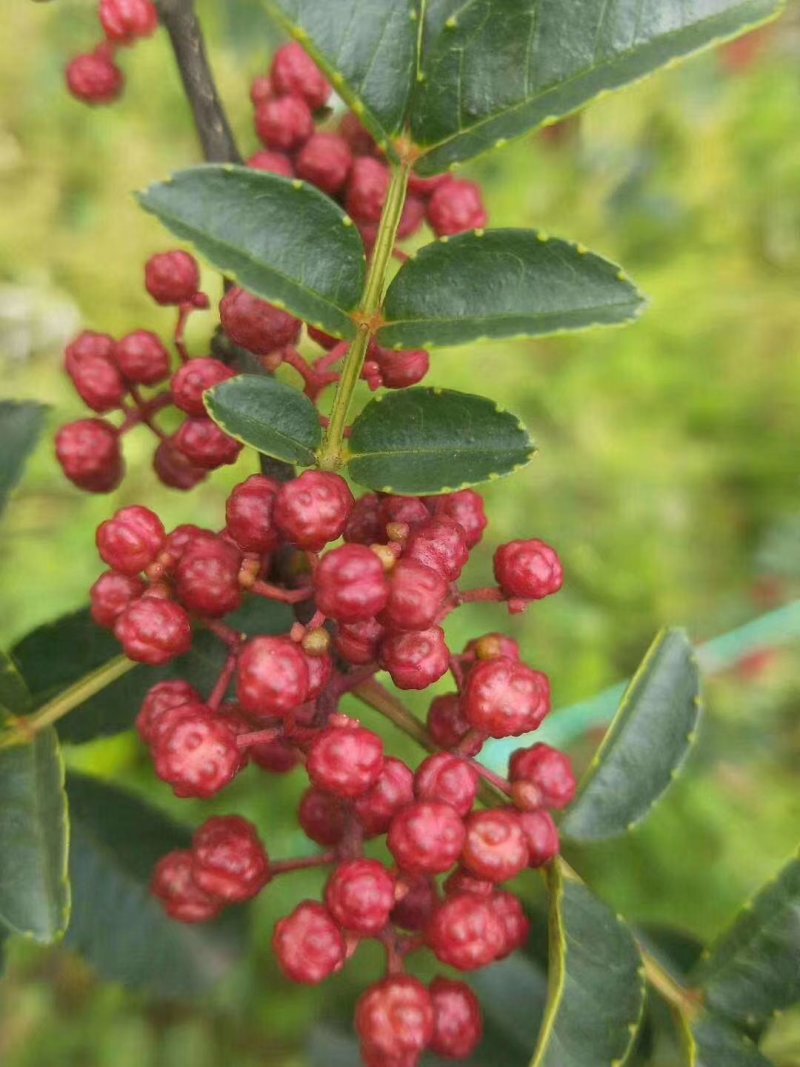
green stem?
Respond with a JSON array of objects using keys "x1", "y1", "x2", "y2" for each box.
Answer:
[{"x1": 317, "y1": 161, "x2": 411, "y2": 471}]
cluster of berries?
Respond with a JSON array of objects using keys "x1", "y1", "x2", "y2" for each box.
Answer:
[
  {"x1": 87, "y1": 464, "x2": 568, "y2": 1064},
  {"x1": 247, "y1": 43, "x2": 489, "y2": 247},
  {"x1": 66, "y1": 0, "x2": 159, "y2": 106}
]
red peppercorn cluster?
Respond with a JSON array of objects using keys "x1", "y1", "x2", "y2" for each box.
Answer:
[{"x1": 65, "y1": 0, "x2": 159, "y2": 106}]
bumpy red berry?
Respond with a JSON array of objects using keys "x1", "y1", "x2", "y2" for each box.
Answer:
[
  {"x1": 273, "y1": 901, "x2": 345, "y2": 984},
  {"x1": 174, "y1": 416, "x2": 242, "y2": 470},
  {"x1": 136, "y1": 680, "x2": 201, "y2": 745},
  {"x1": 334, "y1": 617, "x2": 385, "y2": 666},
  {"x1": 296, "y1": 133, "x2": 352, "y2": 195},
  {"x1": 405, "y1": 518, "x2": 469, "y2": 582},
  {"x1": 380, "y1": 559, "x2": 448, "y2": 632},
  {"x1": 90, "y1": 570, "x2": 144, "y2": 629},
  {"x1": 325, "y1": 859, "x2": 395, "y2": 936},
  {"x1": 307, "y1": 723, "x2": 384, "y2": 798},
  {"x1": 219, "y1": 287, "x2": 301, "y2": 355},
  {"x1": 429, "y1": 977, "x2": 484, "y2": 1060},
  {"x1": 114, "y1": 596, "x2": 192, "y2": 665},
  {"x1": 339, "y1": 112, "x2": 376, "y2": 155},
  {"x1": 151, "y1": 850, "x2": 222, "y2": 923},
  {"x1": 270, "y1": 42, "x2": 331, "y2": 111},
  {"x1": 153, "y1": 708, "x2": 242, "y2": 798},
  {"x1": 224, "y1": 474, "x2": 280, "y2": 553},
  {"x1": 314, "y1": 544, "x2": 389, "y2": 622},
  {"x1": 427, "y1": 694, "x2": 482, "y2": 755},
  {"x1": 427, "y1": 179, "x2": 488, "y2": 237},
  {"x1": 463, "y1": 657, "x2": 551, "y2": 738},
  {"x1": 247, "y1": 149, "x2": 294, "y2": 176},
  {"x1": 509, "y1": 743, "x2": 576, "y2": 810},
  {"x1": 462, "y1": 810, "x2": 530, "y2": 884},
  {"x1": 356, "y1": 976, "x2": 434, "y2": 1065},
  {"x1": 518, "y1": 810, "x2": 560, "y2": 868},
  {"x1": 346, "y1": 157, "x2": 391, "y2": 223},
  {"x1": 172, "y1": 358, "x2": 235, "y2": 416},
  {"x1": 65, "y1": 330, "x2": 116, "y2": 365},
  {"x1": 426, "y1": 893, "x2": 504, "y2": 971},
  {"x1": 96, "y1": 505, "x2": 165, "y2": 574},
  {"x1": 56, "y1": 418, "x2": 123, "y2": 493},
  {"x1": 397, "y1": 195, "x2": 426, "y2": 240},
  {"x1": 494, "y1": 539, "x2": 563, "y2": 600},
  {"x1": 379, "y1": 626, "x2": 449, "y2": 690},
  {"x1": 99, "y1": 0, "x2": 159, "y2": 45},
  {"x1": 145, "y1": 250, "x2": 200, "y2": 305},
  {"x1": 114, "y1": 330, "x2": 171, "y2": 385},
  {"x1": 255, "y1": 94, "x2": 314, "y2": 151},
  {"x1": 491, "y1": 890, "x2": 532, "y2": 959},
  {"x1": 388, "y1": 801, "x2": 465, "y2": 876},
  {"x1": 391, "y1": 876, "x2": 439, "y2": 932},
  {"x1": 344, "y1": 493, "x2": 385, "y2": 544},
  {"x1": 250, "y1": 736, "x2": 300, "y2": 774},
  {"x1": 174, "y1": 533, "x2": 243, "y2": 617},
  {"x1": 153, "y1": 438, "x2": 208, "y2": 490},
  {"x1": 237, "y1": 636, "x2": 309, "y2": 718},
  {"x1": 444, "y1": 867, "x2": 494, "y2": 899},
  {"x1": 354, "y1": 757, "x2": 414, "y2": 837},
  {"x1": 367, "y1": 345, "x2": 429, "y2": 390},
  {"x1": 66, "y1": 50, "x2": 124, "y2": 106},
  {"x1": 274, "y1": 471, "x2": 354, "y2": 550},
  {"x1": 66, "y1": 350, "x2": 126, "y2": 413},
  {"x1": 414, "y1": 754, "x2": 479, "y2": 818},
  {"x1": 432, "y1": 490, "x2": 487, "y2": 549},
  {"x1": 298, "y1": 788, "x2": 347, "y2": 846},
  {"x1": 191, "y1": 816, "x2": 270, "y2": 902},
  {"x1": 466, "y1": 632, "x2": 520, "y2": 662}
]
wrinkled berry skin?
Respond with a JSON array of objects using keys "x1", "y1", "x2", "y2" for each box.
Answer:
[
  {"x1": 219, "y1": 287, "x2": 301, "y2": 355},
  {"x1": 66, "y1": 50, "x2": 124, "y2": 106},
  {"x1": 255, "y1": 94, "x2": 314, "y2": 151},
  {"x1": 314, "y1": 544, "x2": 389, "y2": 622},
  {"x1": 356, "y1": 976, "x2": 434, "y2": 1065},
  {"x1": 494, "y1": 539, "x2": 564, "y2": 600},
  {"x1": 509, "y1": 743, "x2": 577, "y2": 810},
  {"x1": 191, "y1": 816, "x2": 270, "y2": 902},
  {"x1": 432, "y1": 490, "x2": 488, "y2": 549},
  {"x1": 388, "y1": 801, "x2": 466, "y2": 876},
  {"x1": 427, "y1": 694, "x2": 482, "y2": 755},
  {"x1": 96, "y1": 505, "x2": 165, "y2": 575},
  {"x1": 145, "y1": 250, "x2": 200, "y2": 305},
  {"x1": 270, "y1": 42, "x2": 331, "y2": 111},
  {"x1": 334, "y1": 617, "x2": 385, "y2": 666},
  {"x1": 296, "y1": 133, "x2": 352, "y2": 195},
  {"x1": 344, "y1": 493, "x2": 384, "y2": 545},
  {"x1": 391, "y1": 876, "x2": 438, "y2": 932},
  {"x1": 491, "y1": 890, "x2": 532, "y2": 959},
  {"x1": 151, "y1": 850, "x2": 222, "y2": 924},
  {"x1": 462, "y1": 810, "x2": 530, "y2": 884},
  {"x1": 275, "y1": 471, "x2": 354, "y2": 550},
  {"x1": 429, "y1": 977, "x2": 484, "y2": 1059},
  {"x1": 427, "y1": 179, "x2": 488, "y2": 237},
  {"x1": 99, "y1": 0, "x2": 159, "y2": 45},
  {"x1": 136, "y1": 680, "x2": 201, "y2": 745},
  {"x1": 405, "y1": 518, "x2": 469, "y2": 582},
  {"x1": 172, "y1": 358, "x2": 235, "y2": 416},
  {"x1": 463, "y1": 657, "x2": 551, "y2": 738},
  {"x1": 307, "y1": 724, "x2": 384, "y2": 798},
  {"x1": 518, "y1": 810, "x2": 560, "y2": 868},
  {"x1": 414, "y1": 754, "x2": 479, "y2": 818},
  {"x1": 66, "y1": 351, "x2": 126, "y2": 413},
  {"x1": 153, "y1": 438, "x2": 208, "y2": 491},
  {"x1": 174, "y1": 417, "x2": 242, "y2": 470},
  {"x1": 346, "y1": 157, "x2": 391, "y2": 224},
  {"x1": 153, "y1": 708, "x2": 242, "y2": 798},
  {"x1": 114, "y1": 330, "x2": 171, "y2": 385},
  {"x1": 298, "y1": 788, "x2": 347, "y2": 847},
  {"x1": 114, "y1": 596, "x2": 192, "y2": 665},
  {"x1": 225, "y1": 474, "x2": 281, "y2": 553},
  {"x1": 325, "y1": 859, "x2": 395, "y2": 936},
  {"x1": 90, "y1": 570, "x2": 144, "y2": 629},
  {"x1": 174, "y1": 534, "x2": 243, "y2": 618},
  {"x1": 368, "y1": 345, "x2": 430, "y2": 390},
  {"x1": 379, "y1": 626, "x2": 449, "y2": 690},
  {"x1": 354, "y1": 757, "x2": 414, "y2": 837},
  {"x1": 426, "y1": 893, "x2": 504, "y2": 971},
  {"x1": 56, "y1": 419, "x2": 123, "y2": 493},
  {"x1": 237, "y1": 637, "x2": 309, "y2": 718},
  {"x1": 273, "y1": 901, "x2": 345, "y2": 985},
  {"x1": 380, "y1": 559, "x2": 448, "y2": 633}
]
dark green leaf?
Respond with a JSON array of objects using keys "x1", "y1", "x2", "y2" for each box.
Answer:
[
  {"x1": 0, "y1": 650, "x2": 32, "y2": 723},
  {"x1": 379, "y1": 230, "x2": 644, "y2": 349},
  {"x1": 65, "y1": 774, "x2": 246, "y2": 998},
  {"x1": 411, "y1": 0, "x2": 784, "y2": 174},
  {"x1": 262, "y1": 1, "x2": 417, "y2": 148},
  {"x1": 13, "y1": 601, "x2": 292, "y2": 745},
  {"x1": 347, "y1": 387, "x2": 534, "y2": 495},
  {"x1": 139, "y1": 166, "x2": 365, "y2": 339},
  {"x1": 561, "y1": 629, "x2": 701, "y2": 842},
  {"x1": 688, "y1": 1014, "x2": 775, "y2": 1067},
  {"x1": 531, "y1": 863, "x2": 645, "y2": 1067},
  {"x1": 692, "y1": 851, "x2": 800, "y2": 1027},
  {"x1": 0, "y1": 728, "x2": 70, "y2": 942},
  {"x1": 0, "y1": 401, "x2": 47, "y2": 517},
  {"x1": 205, "y1": 374, "x2": 322, "y2": 466}
]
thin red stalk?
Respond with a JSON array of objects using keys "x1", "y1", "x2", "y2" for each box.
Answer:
[
  {"x1": 270, "y1": 852, "x2": 337, "y2": 876},
  {"x1": 207, "y1": 651, "x2": 239, "y2": 711},
  {"x1": 251, "y1": 579, "x2": 313, "y2": 605}
]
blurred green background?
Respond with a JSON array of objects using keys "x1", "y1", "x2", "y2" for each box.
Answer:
[{"x1": 1, "y1": 2, "x2": 799, "y2": 1065}]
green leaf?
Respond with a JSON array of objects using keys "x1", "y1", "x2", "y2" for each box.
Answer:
[
  {"x1": 65, "y1": 774, "x2": 246, "y2": 998},
  {"x1": 348, "y1": 387, "x2": 534, "y2": 495},
  {"x1": 0, "y1": 401, "x2": 47, "y2": 517},
  {"x1": 139, "y1": 166, "x2": 365, "y2": 339},
  {"x1": 0, "y1": 650, "x2": 32, "y2": 724},
  {"x1": 561, "y1": 629, "x2": 701, "y2": 843},
  {"x1": 687, "y1": 1014, "x2": 775, "y2": 1067},
  {"x1": 262, "y1": 0, "x2": 417, "y2": 149},
  {"x1": 692, "y1": 851, "x2": 800, "y2": 1027},
  {"x1": 531, "y1": 862, "x2": 645, "y2": 1067},
  {"x1": 379, "y1": 230, "x2": 644, "y2": 350},
  {"x1": 204, "y1": 374, "x2": 322, "y2": 466},
  {"x1": 411, "y1": 0, "x2": 785, "y2": 174},
  {"x1": 0, "y1": 728, "x2": 70, "y2": 942}
]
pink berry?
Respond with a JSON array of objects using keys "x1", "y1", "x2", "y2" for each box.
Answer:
[
  {"x1": 255, "y1": 94, "x2": 314, "y2": 151},
  {"x1": 274, "y1": 471, "x2": 354, "y2": 550},
  {"x1": 250, "y1": 75, "x2": 272, "y2": 106},
  {"x1": 66, "y1": 50, "x2": 124, "y2": 106},
  {"x1": 151, "y1": 850, "x2": 222, "y2": 924},
  {"x1": 90, "y1": 570, "x2": 144, "y2": 629},
  {"x1": 462, "y1": 810, "x2": 530, "y2": 884},
  {"x1": 225, "y1": 474, "x2": 281, "y2": 553},
  {"x1": 270, "y1": 43, "x2": 331, "y2": 111},
  {"x1": 174, "y1": 533, "x2": 243, "y2": 617},
  {"x1": 427, "y1": 179, "x2": 488, "y2": 237},
  {"x1": 379, "y1": 626, "x2": 449, "y2": 690},
  {"x1": 414, "y1": 754, "x2": 479, "y2": 818},
  {"x1": 426, "y1": 893, "x2": 504, "y2": 971},
  {"x1": 388, "y1": 801, "x2": 465, "y2": 876},
  {"x1": 391, "y1": 876, "x2": 439, "y2": 932},
  {"x1": 463, "y1": 657, "x2": 551, "y2": 738},
  {"x1": 346, "y1": 157, "x2": 391, "y2": 224},
  {"x1": 380, "y1": 559, "x2": 448, "y2": 632},
  {"x1": 368, "y1": 345, "x2": 429, "y2": 390},
  {"x1": 380, "y1": 495, "x2": 430, "y2": 532},
  {"x1": 114, "y1": 330, "x2": 171, "y2": 385},
  {"x1": 494, "y1": 539, "x2": 564, "y2": 600},
  {"x1": 431, "y1": 490, "x2": 487, "y2": 549},
  {"x1": 247, "y1": 150, "x2": 294, "y2": 177},
  {"x1": 429, "y1": 977, "x2": 484, "y2": 1059},
  {"x1": 153, "y1": 438, "x2": 208, "y2": 490},
  {"x1": 191, "y1": 816, "x2": 270, "y2": 903},
  {"x1": 136, "y1": 680, "x2": 201, "y2": 745},
  {"x1": 219, "y1": 287, "x2": 301, "y2": 355},
  {"x1": 96, "y1": 505, "x2": 165, "y2": 575},
  {"x1": 354, "y1": 757, "x2": 415, "y2": 837},
  {"x1": 296, "y1": 133, "x2": 353, "y2": 196},
  {"x1": 509, "y1": 743, "x2": 577, "y2": 810},
  {"x1": 397, "y1": 195, "x2": 426, "y2": 240},
  {"x1": 307, "y1": 723, "x2": 384, "y2": 799},
  {"x1": 172, "y1": 358, "x2": 235, "y2": 416},
  {"x1": 356, "y1": 976, "x2": 434, "y2": 1064},
  {"x1": 173, "y1": 417, "x2": 242, "y2": 470},
  {"x1": 491, "y1": 890, "x2": 532, "y2": 959},
  {"x1": 518, "y1": 810, "x2": 560, "y2": 868},
  {"x1": 325, "y1": 859, "x2": 395, "y2": 936},
  {"x1": 250, "y1": 736, "x2": 300, "y2": 774},
  {"x1": 344, "y1": 493, "x2": 385, "y2": 544},
  {"x1": 444, "y1": 867, "x2": 494, "y2": 898},
  {"x1": 65, "y1": 330, "x2": 116, "y2": 365},
  {"x1": 307, "y1": 324, "x2": 339, "y2": 350},
  {"x1": 153, "y1": 707, "x2": 242, "y2": 798},
  {"x1": 314, "y1": 544, "x2": 389, "y2": 622},
  {"x1": 114, "y1": 596, "x2": 192, "y2": 665},
  {"x1": 66, "y1": 351, "x2": 126, "y2": 413},
  {"x1": 56, "y1": 419, "x2": 123, "y2": 493},
  {"x1": 427, "y1": 694, "x2": 482, "y2": 755},
  {"x1": 145, "y1": 251, "x2": 200, "y2": 305},
  {"x1": 237, "y1": 637, "x2": 309, "y2": 718},
  {"x1": 334, "y1": 617, "x2": 385, "y2": 666},
  {"x1": 273, "y1": 901, "x2": 345, "y2": 985},
  {"x1": 405, "y1": 517, "x2": 469, "y2": 582},
  {"x1": 339, "y1": 112, "x2": 377, "y2": 156},
  {"x1": 99, "y1": 0, "x2": 159, "y2": 45},
  {"x1": 298, "y1": 788, "x2": 347, "y2": 847},
  {"x1": 160, "y1": 524, "x2": 207, "y2": 569},
  {"x1": 408, "y1": 172, "x2": 450, "y2": 198}
]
